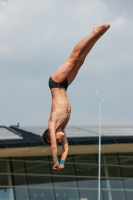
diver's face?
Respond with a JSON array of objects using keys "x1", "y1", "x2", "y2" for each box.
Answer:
[{"x1": 56, "y1": 132, "x2": 65, "y2": 143}]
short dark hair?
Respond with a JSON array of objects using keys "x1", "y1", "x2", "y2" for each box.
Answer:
[{"x1": 42, "y1": 129, "x2": 51, "y2": 145}]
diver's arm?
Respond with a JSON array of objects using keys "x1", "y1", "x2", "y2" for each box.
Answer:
[
  {"x1": 58, "y1": 135, "x2": 69, "y2": 169},
  {"x1": 48, "y1": 120, "x2": 59, "y2": 166}
]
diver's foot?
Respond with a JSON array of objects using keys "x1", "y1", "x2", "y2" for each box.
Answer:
[{"x1": 92, "y1": 23, "x2": 110, "y2": 36}]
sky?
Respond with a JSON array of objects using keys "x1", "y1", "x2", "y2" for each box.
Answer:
[{"x1": 0, "y1": 0, "x2": 133, "y2": 126}]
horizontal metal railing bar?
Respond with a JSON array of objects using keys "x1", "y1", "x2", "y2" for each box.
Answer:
[
  {"x1": 0, "y1": 172, "x2": 133, "y2": 180},
  {"x1": 0, "y1": 158, "x2": 133, "y2": 168},
  {"x1": 0, "y1": 185, "x2": 133, "y2": 191}
]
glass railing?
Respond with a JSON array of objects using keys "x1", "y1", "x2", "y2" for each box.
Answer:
[{"x1": 1, "y1": 186, "x2": 133, "y2": 200}]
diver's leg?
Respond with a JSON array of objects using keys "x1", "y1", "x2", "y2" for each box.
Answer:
[
  {"x1": 52, "y1": 23, "x2": 110, "y2": 83},
  {"x1": 67, "y1": 24, "x2": 110, "y2": 85},
  {"x1": 67, "y1": 39, "x2": 98, "y2": 85},
  {"x1": 67, "y1": 40, "x2": 95, "y2": 85}
]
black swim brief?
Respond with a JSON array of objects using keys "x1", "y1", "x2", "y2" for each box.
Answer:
[{"x1": 49, "y1": 77, "x2": 68, "y2": 90}]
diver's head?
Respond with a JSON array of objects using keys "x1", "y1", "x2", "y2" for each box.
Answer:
[{"x1": 42, "y1": 129, "x2": 50, "y2": 145}]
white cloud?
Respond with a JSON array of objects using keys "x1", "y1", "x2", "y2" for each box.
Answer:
[
  {"x1": 0, "y1": 0, "x2": 107, "y2": 59},
  {"x1": 111, "y1": 17, "x2": 127, "y2": 26}
]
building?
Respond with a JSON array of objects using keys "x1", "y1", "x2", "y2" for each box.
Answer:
[{"x1": 0, "y1": 125, "x2": 133, "y2": 200}]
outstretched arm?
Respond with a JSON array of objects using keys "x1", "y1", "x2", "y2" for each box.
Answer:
[
  {"x1": 48, "y1": 120, "x2": 59, "y2": 168},
  {"x1": 58, "y1": 135, "x2": 69, "y2": 169}
]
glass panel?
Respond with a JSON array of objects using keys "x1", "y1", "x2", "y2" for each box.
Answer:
[
  {"x1": 101, "y1": 166, "x2": 122, "y2": 177},
  {"x1": 25, "y1": 156, "x2": 52, "y2": 187},
  {"x1": 28, "y1": 188, "x2": 54, "y2": 200},
  {"x1": 100, "y1": 155, "x2": 125, "y2": 196},
  {"x1": 74, "y1": 152, "x2": 97, "y2": 177},
  {"x1": 0, "y1": 175, "x2": 9, "y2": 186},
  {"x1": 119, "y1": 153, "x2": 133, "y2": 166},
  {"x1": 101, "y1": 154, "x2": 119, "y2": 165},
  {"x1": 79, "y1": 189, "x2": 104, "y2": 200},
  {"x1": 27, "y1": 175, "x2": 52, "y2": 187},
  {"x1": 101, "y1": 178, "x2": 124, "y2": 189},
  {"x1": 24, "y1": 156, "x2": 48, "y2": 161},
  {"x1": 121, "y1": 166, "x2": 133, "y2": 177},
  {"x1": 13, "y1": 174, "x2": 27, "y2": 186},
  {"x1": 109, "y1": 178, "x2": 124, "y2": 190},
  {"x1": 11, "y1": 159, "x2": 27, "y2": 186},
  {"x1": 54, "y1": 189, "x2": 79, "y2": 200},
  {"x1": 74, "y1": 154, "x2": 97, "y2": 164},
  {"x1": 0, "y1": 160, "x2": 8, "y2": 173},
  {"x1": 11, "y1": 158, "x2": 25, "y2": 173},
  {"x1": 77, "y1": 177, "x2": 98, "y2": 188},
  {"x1": 0, "y1": 160, "x2": 14, "y2": 200},
  {"x1": 0, "y1": 187, "x2": 14, "y2": 200},
  {"x1": 13, "y1": 175, "x2": 29, "y2": 200},
  {"x1": 11, "y1": 158, "x2": 29, "y2": 200},
  {"x1": 25, "y1": 157, "x2": 51, "y2": 175},
  {"x1": 75, "y1": 163, "x2": 98, "y2": 176},
  {"x1": 123, "y1": 178, "x2": 133, "y2": 190},
  {"x1": 14, "y1": 186, "x2": 29, "y2": 200},
  {"x1": 125, "y1": 191, "x2": 133, "y2": 200},
  {"x1": 103, "y1": 190, "x2": 126, "y2": 200},
  {"x1": 101, "y1": 155, "x2": 121, "y2": 178},
  {"x1": 53, "y1": 176, "x2": 77, "y2": 188}
]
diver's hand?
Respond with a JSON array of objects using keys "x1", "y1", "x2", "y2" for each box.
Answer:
[
  {"x1": 52, "y1": 164, "x2": 60, "y2": 171},
  {"x1": 52, "y1": 164, "x2": 65, "y2": 170},
  {"x1": 58, "y1": 164, "x2": 65, "y2": 169}
]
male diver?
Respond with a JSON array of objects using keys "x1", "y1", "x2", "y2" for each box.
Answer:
[{"x1": 42, "y1": 23, "x2": 110, "y2": 170}]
